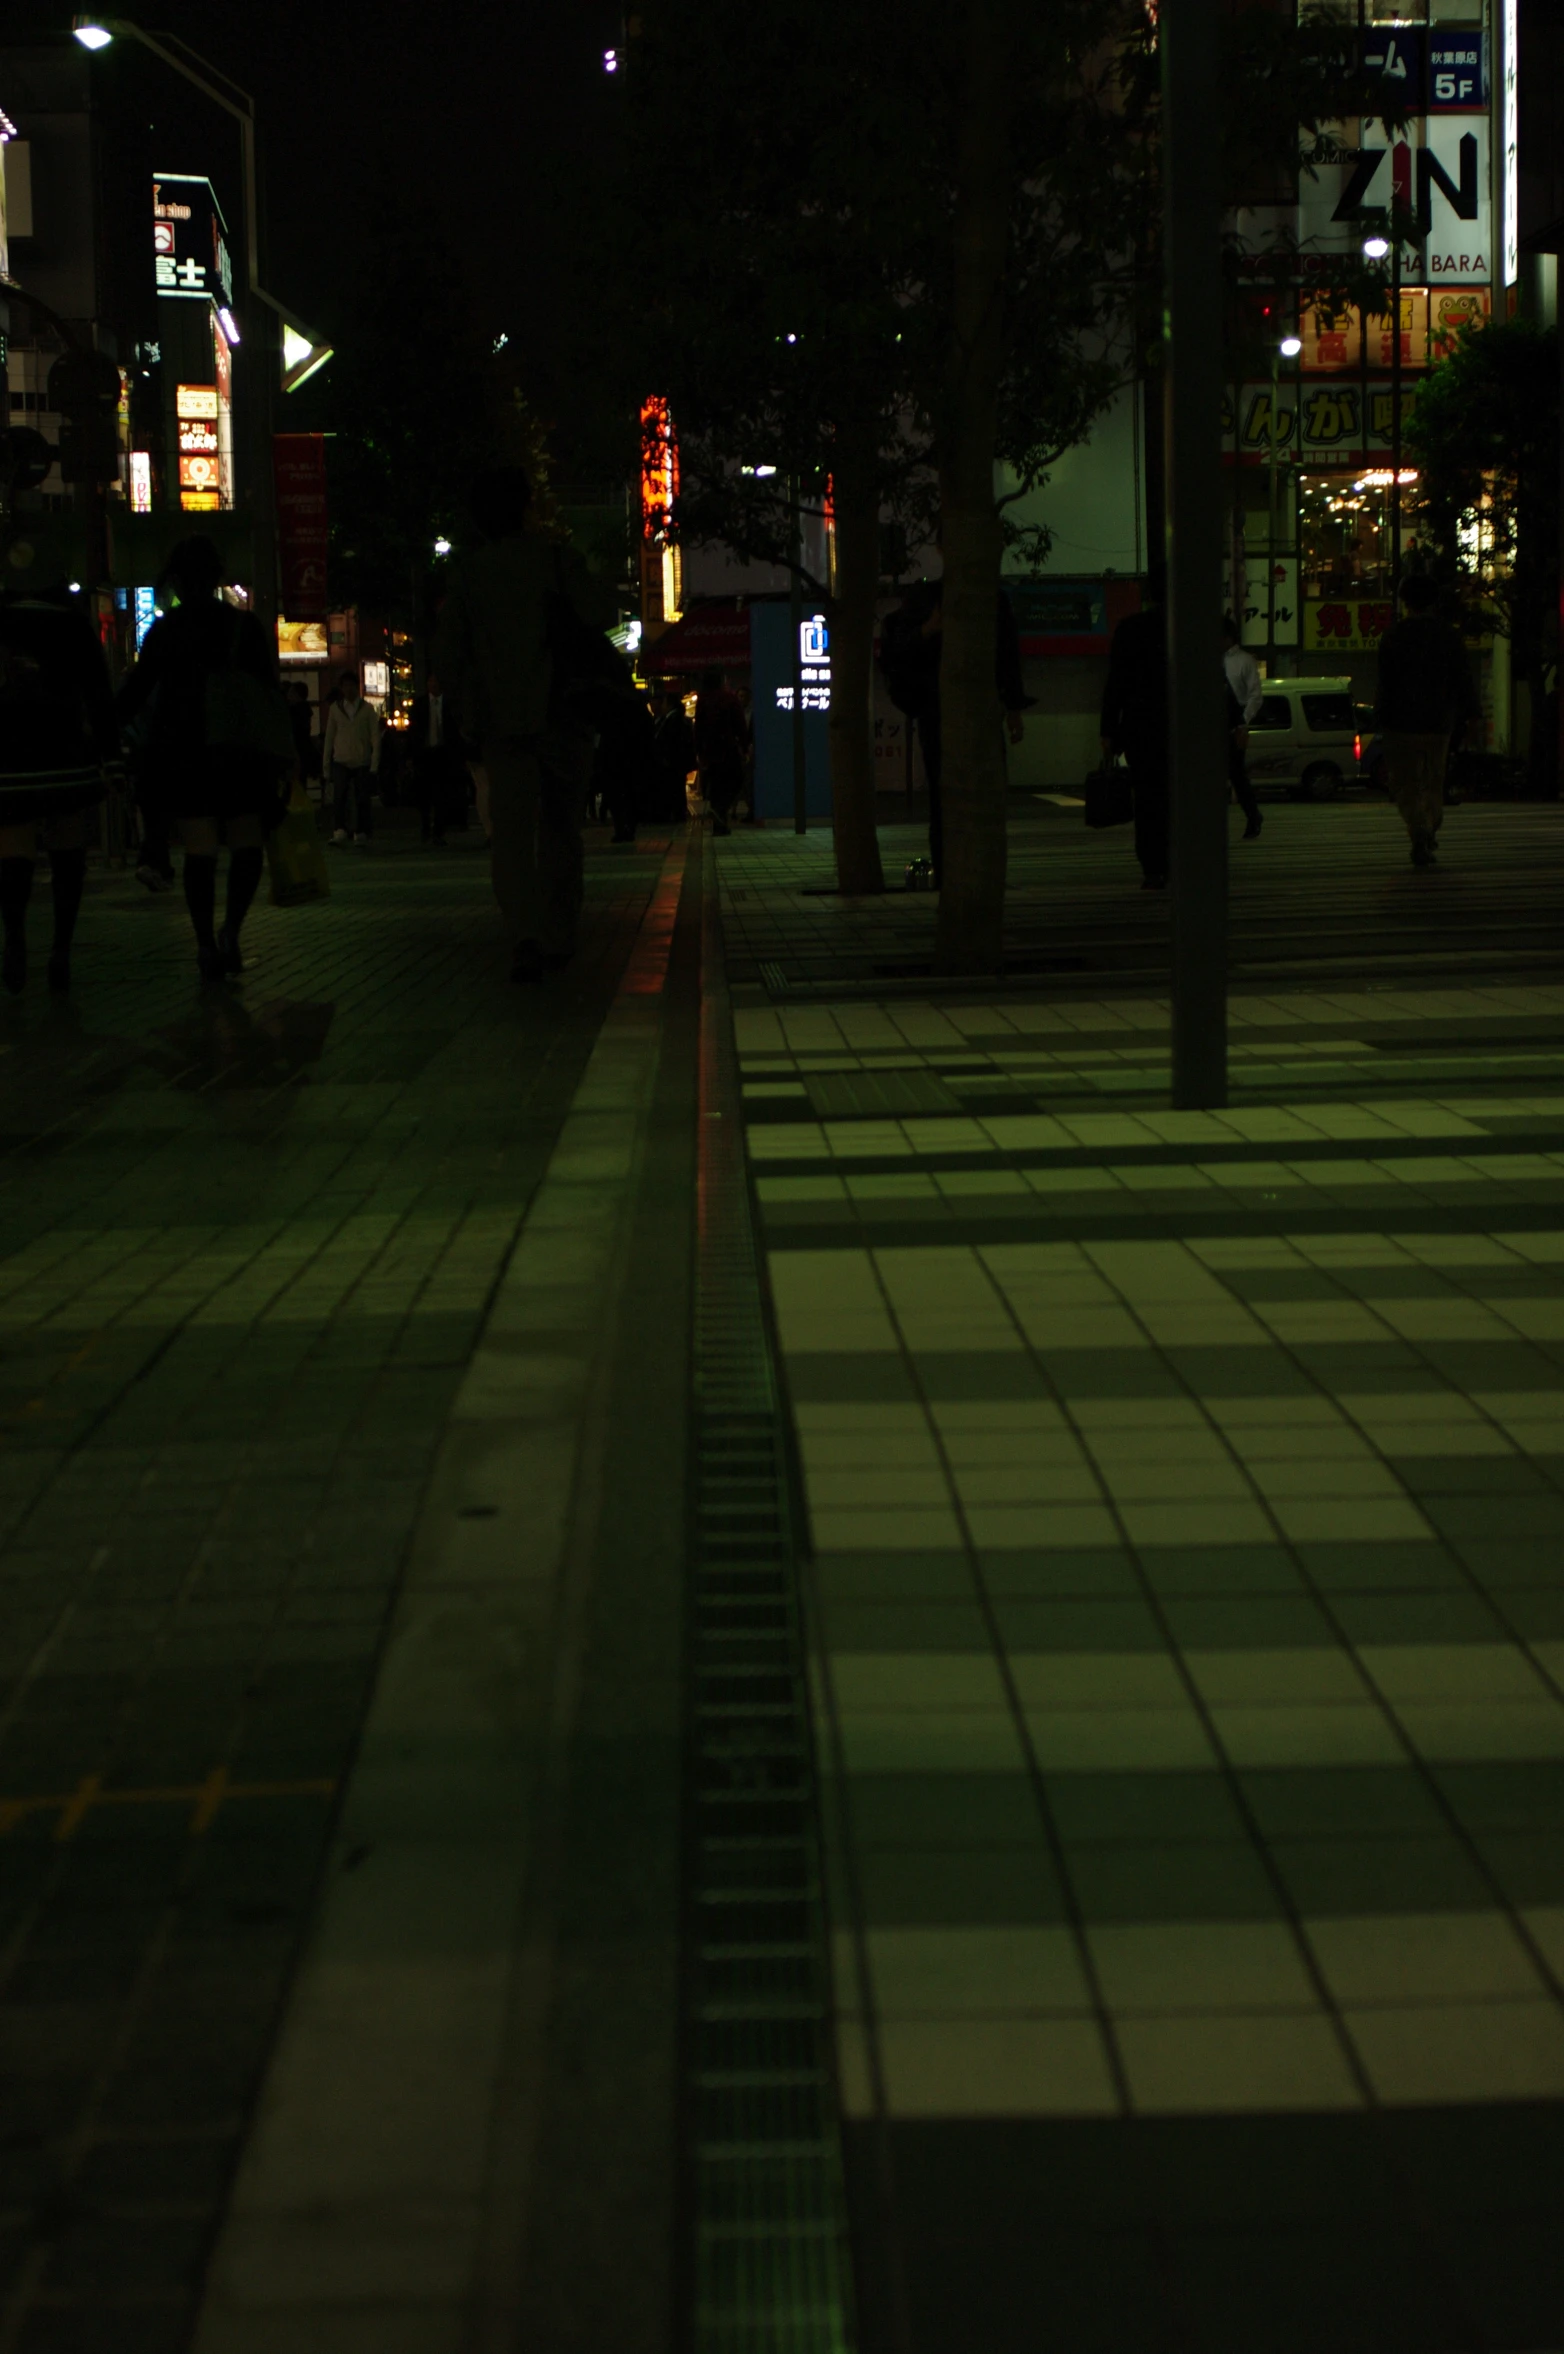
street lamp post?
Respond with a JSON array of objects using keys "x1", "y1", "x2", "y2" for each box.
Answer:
[
  {"x1": 72, "y1": 15, "x2": 278, "y2": 632},
  {"x1": 1162, "y1": 0, "x2": 1227, "y2": 1110},
  {"x1": 1360, "y1": 231, "x2": 1399, "y2": 600},
  {"x1": 1267, "y1": 333, "x2": 1302, "y2": 679}
]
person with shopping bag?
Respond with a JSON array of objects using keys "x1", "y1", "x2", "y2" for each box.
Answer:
[{"x1": 116, "y1": 536, "x2": 292, "y2": 986}]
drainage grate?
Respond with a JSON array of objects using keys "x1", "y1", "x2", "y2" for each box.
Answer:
[{"x1": 686, "y1": 876, "x2": 857, "y2": 2353}]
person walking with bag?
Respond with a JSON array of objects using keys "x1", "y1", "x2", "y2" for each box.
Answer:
[
  {"x1": 0, "y1": 586, "x2": 119, "y2": 995},
  {"x1": 116, "y1": 536, "x2": 286, "y2": 987},
  {"x1": 322, "y1": 670, "x2": 382, "y2": 845}
]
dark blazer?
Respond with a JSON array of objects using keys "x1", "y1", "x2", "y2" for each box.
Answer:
[
  {"x1": 1374, "y1": 613, "x2": 1479, "y2": 736},
  {"x1": 409, "y1": 692, "x2": 467, "y2": 759},
  {"x1": 1100, "y1": 606, "x2": 1166, "y2": 763}
]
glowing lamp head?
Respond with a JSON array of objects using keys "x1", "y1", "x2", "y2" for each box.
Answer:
[
  {"x1": 1362, "y1": 235, "x2": 1391, "y2": 260},
  {"x1": 72, "y1": 16, "x2": 114, "y2": 46},
  {"x1": 603, "y1": 46, "x2": 618, "y2": 70},
  {"x1": 1279, "y1": 335, "x2": 1302, "y2": 358},
  {"x1": 433, "y1": 537, "x2": 452, "y2": 558}
]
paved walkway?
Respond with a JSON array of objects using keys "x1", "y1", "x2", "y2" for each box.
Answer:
[
  {"x1": 1, "y1": 798, "x2": 1562, "y2": 2353},
  {"x1": 732, "y1": 806, "x2": 1564, "y2": 2352}
]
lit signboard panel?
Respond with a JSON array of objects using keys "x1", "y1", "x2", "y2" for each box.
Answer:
[{"x1": 177, "y1": 383, "x2": 218, "y2": 418}]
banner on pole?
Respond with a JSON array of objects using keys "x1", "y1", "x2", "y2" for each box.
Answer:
[{"x1": 272, "y1": 433, "x2": 328, "y2": 621}]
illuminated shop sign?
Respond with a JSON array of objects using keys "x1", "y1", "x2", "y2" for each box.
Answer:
[
  {"x1": 176, "y1": 383, "x2": 218, "y2": 418},
  {"x1": 153, "y1": 174, "x2": 233, "y2": 303},
  {"x1": 640, "y1": 394, "x2": 678, "y2": 539},
  {"x1": 776, "y1": 614, "x2": 832, "y2": 713}
]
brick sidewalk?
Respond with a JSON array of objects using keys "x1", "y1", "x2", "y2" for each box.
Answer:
[
  {"x1": 721, "y1": 816, "x2": 1564, "y2": 2352},
  {"x1": 0, "y1": 824, "x2": 678, "y2": 2352}
]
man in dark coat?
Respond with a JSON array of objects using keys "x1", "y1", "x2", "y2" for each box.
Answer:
[
  {"x1": 408, "y1": 671, "x2": 468, "y2": 844},
  {"x1": 1373, "y1": 575, "x2": 1479, "y2": 869},
  {"x1": 1100, "y1": 581, "x2": 1170, "y2": 888}
]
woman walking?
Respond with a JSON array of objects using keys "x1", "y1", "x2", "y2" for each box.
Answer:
[
  {"x1": 116, "y1": 537, "x2": 282, "y2": 985},
  {"x1": 0, "y1": 586, "x2": 119, "y2": 996}
]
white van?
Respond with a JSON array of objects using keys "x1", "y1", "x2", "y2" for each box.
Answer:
[{"x1": 1242, "y1": 676, "x2": 1361, "y2": 800}]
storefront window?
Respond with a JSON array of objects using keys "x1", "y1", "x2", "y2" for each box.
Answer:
[{"x1": 1298, "y1": 469, "x2": 1425, "y2": 602}]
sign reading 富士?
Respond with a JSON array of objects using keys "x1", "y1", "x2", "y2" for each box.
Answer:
[
  {"x1": 153, "y1": 175, "x2": 233, "y2": 304},
  {"x1": 273, "y1": 434, "x2": 328, "y2": 622}
]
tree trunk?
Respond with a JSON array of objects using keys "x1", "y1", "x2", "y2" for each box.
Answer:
[
  {"x1": 933, "y1": 0, "x2": 1014, "y2": 975},
  {"x1": 827, "y1": 438, "x2": 886, "y2": 894}
]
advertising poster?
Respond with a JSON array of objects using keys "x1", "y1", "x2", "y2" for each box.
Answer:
[{"x1": 273, "y1": 434, "x2": 328, "y2": 621}]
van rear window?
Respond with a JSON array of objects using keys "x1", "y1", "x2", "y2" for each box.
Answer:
[
  {"x1": 1302, "y1": 693, "x2": 1354, "y2": 731},
  {"x1": 1253, "y1": 697, "x2": 1291, "y2": 730}
]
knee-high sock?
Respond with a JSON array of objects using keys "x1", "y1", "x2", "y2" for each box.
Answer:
[
  {"x1": 49, "y1": 848, "x2": 86, "y2": 957},
  {"x1": 183, "y1": 852, "x2": 218, "y2": 949},
  {"x1": 0, "y1": 857, "x2": 34, "y2": 949},
  {"x1": 225, "y1": 846, "x2": 264, "y2": 939}
]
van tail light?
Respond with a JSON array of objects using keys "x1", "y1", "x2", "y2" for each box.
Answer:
[{"x1": 1354, "y1": 733, "x2": 1362, "y2": 762}]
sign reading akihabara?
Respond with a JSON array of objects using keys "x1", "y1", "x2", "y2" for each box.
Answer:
[
  {"x1": 1299, "y1": 119, "x2": 1491, "y2": 284},
  {"x1": 273, "y1": 434, "x2": 328, "y2": 622}
]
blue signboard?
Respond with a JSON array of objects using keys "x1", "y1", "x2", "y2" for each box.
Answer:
[
  {"x1": 1428, "y1": 31, "x2": 1487, "y2": 110},
  {"x1": 1362, "y1": 25, "x2": 1425, "y2": 106},
  {"x1": 750, "y1": 601, "x2": 833, "y2": 823}
]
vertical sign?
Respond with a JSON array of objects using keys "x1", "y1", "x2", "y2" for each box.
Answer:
[
  {"x1": 272, "y1": 433, "x2": 328, "y2": 621},
  {"x1": 1500, "y1": 0, "x2": 1519, "y2": 288}
]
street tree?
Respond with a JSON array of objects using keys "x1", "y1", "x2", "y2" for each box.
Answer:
[
  {"x1": 1406, "y1": 319, "x2": 1560, "y2": 792},
  {"x1": 622, "y1": 1, "x2": 1387, "y2": 960}
]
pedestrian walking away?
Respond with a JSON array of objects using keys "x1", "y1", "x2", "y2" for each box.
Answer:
[
  {"x1": 1373, "y1": 575, "x2": 1480, "y2": 869},
  {"x1": 434, "y1": 464, "x2": 613, "y2": 982},
  {"x1": 1221, "y1": 614, "x2": 1264, "y2": 839},
  {"x1": 322, "y1": 669, "x2": 382, "y2": 844},
  {"x1": 649, "y1": 689, "x2": 697, "y2": 823},
  {"x1": 693, "y1": 665, "x2": 751, "y2": 836},
  {"x1": 0, "y1": 586, "x2": 118, "y2": 996},
  {"x1": 409, "y1": 672, "x2": 467, "y2": 844},
  {"x1": 1100, "y1": 572, "x2": 1169, "y2": 888},
  {"x1": 115, "y1": 537, "x2": 289, "y2": 988}
]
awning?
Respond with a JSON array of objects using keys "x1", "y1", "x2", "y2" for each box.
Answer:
[{"x1": 640, "y1": 602, "x2": 752, "y2": 674}]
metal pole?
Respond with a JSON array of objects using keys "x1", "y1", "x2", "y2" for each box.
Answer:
[
  {"x1": 1267, "y1": 349, "x2": 1279, "y2": 676},
  {"x1": 789, "y1": 476, "x2": 807, "y2": 834},
  {"x1": 1163, "y1": 0, "x2": 1227, "y2": 1109},
  {"x1": 1390, "y1": 239, "x2": 1403, "y2": 601}
]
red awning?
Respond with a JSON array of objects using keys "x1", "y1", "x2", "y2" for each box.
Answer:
[{"x1": 641, "y1": 603, "x2": 752, "y2": 674}]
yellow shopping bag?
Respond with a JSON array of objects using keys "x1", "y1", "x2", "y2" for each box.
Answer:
[{"x1": 265, "y1": 788, "x2": 332, "y2": 908}]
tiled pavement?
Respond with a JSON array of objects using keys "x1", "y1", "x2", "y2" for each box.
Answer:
[
  {"x1": 0, "y1": 819, "x2": 688, "y2": 2353},
  {"x1": 6, "y1": 793, "x2": 1564, "y2": 2352},
  {"x1": 728, "y1": 815, "x2": 1564, "y2": 2351}
]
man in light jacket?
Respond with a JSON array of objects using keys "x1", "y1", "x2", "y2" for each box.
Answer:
[
  {"x1": 322, "y1": 669, "x2": 382, "y2": 845},
  {"x1": 434, "y1": 466, "x2": 610, "y2": 981}
]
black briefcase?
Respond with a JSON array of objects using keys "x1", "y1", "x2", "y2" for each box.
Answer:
[{"x1": 1083, "y1": 764, "x2": 1133, "y2": 829}]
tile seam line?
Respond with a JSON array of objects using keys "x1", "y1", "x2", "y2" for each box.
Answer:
[{"x1": 460, "y1": 829, "x2": 691, "y2": 2354}]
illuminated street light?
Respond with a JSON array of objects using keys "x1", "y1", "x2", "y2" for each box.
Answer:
[
  {"x1": 1278, "y1": 334, "x2": 1302, "y2": 358},
  {"x1": 71, "y1": 17, "x2": 114, "y2": 45},
  {"x1": 433, "y1": 537, "x2": 452, "y2": 557},
  {"x1": 1362, "y1": 235, "x2": 1391, "y2": 259}
]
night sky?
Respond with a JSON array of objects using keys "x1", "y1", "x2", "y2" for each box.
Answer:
[{"x1": 33, "y1": 0, "x2": 621, "y2": 359}]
